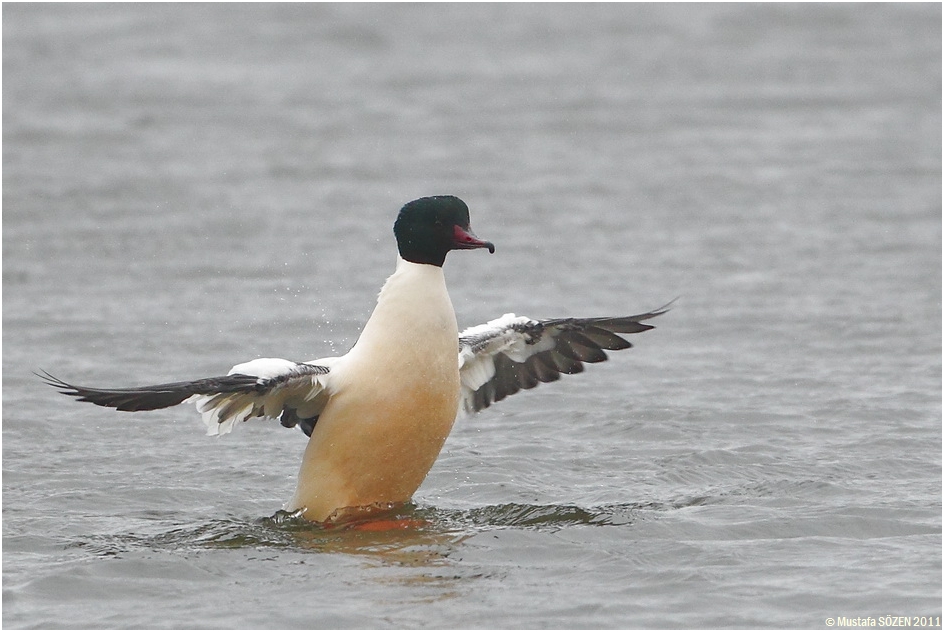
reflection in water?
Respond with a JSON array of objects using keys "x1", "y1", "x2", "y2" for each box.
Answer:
[{"x1": 263, "y1": 504, "x2": 473, "y2": 565}]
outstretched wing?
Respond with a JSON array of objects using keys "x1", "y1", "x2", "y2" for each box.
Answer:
[
  {"x1": 457, "y1": 303, "x2": 670, "y2": 413},
  {"x1": 38, "y1": 357, "x2": 336, "y2": 437}
]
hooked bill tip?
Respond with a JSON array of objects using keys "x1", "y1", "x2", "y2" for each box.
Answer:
[{"x1": 452, "y1": 225, "x2": 495, "y2": 253}]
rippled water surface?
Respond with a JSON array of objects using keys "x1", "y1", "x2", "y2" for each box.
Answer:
[{"x1": 3, "y1": 4, "x2": 941, "y2": 629}]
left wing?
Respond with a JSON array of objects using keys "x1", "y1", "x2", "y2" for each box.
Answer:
[
  {"x1": 458, "y1": 304, "x2": 670, "y2": 413},
  {"x1": 37, "y1": 357, "x2": 336, "y2": 437}
]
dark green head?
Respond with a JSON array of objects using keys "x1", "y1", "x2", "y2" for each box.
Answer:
[{"x1": 393, "y1": 196, "x2": 494, "y2": 267}]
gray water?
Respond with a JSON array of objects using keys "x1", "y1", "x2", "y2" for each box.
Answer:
[{"x1": 3, "y1": 4, "x2": 941, "y2": 629}]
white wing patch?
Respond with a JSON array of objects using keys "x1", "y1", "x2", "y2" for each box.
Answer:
[
  {"x1": 457, "y1": 305, "x2": 669, "y2": 414},
  {"x1": 458, "y1": 314, "x2": 550, "y2": 395},
  {"x1": 193, "y1": 357, "x2": 337, "y2": 436}
]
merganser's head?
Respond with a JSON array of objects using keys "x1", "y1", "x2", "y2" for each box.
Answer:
[{"x1": 394, "y1": 196, "x2": 495, "y2": 267}]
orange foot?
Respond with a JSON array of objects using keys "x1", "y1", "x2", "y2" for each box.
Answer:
[{"x1": 347, "y1": 518, "x2": 428, "y2": 532}]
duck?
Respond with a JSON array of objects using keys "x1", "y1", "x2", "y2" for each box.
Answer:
[{"x1": 40, "y1": 195, "x2": 669, "y2": 523}]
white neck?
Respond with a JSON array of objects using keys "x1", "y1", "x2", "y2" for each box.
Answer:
[{"x1": 347, "y1": 256, "x2": 458, "y2": 364}]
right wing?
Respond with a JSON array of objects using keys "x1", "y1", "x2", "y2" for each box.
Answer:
[
  {"x1": 38, "y1": 357, "x2": 337, "y2": 437},
  {"x1": 458, "y1": 304, "x2": 670, "y2": 414}
]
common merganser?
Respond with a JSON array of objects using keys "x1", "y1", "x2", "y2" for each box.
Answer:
[{"x1": 40, "y1": 195, "x2": 668, "y2": 523}]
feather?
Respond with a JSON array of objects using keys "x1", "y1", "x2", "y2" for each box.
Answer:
[{"x1": 457, "y1": 302, "x2": 671, "y2": 413}]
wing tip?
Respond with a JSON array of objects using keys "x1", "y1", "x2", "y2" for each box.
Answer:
[
  {"x1": 35, "y1": 369, "x2": 81, "y2": 396},
  {"x1": 644, "y1": 297, "x2": 678, "y2": 320}
]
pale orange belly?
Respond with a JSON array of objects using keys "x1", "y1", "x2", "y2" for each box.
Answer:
[{"x1": 286, "y1": 372, "x2": 460, "y2": 523}]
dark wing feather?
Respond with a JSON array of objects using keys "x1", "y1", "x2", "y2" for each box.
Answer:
[
  {"x1": 37, "y1": 359, "x2": 333, "y2": 436},
  {"x1": 36, "y1": 369, "x2": 261, "y2": 411},
  {"x1": 458, "y1": 302, "x2": 671, "y2": 413}
]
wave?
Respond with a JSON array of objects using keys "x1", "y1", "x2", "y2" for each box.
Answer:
[{"x1": 70, "y1": 495, "x2": 713, "y2": 557}]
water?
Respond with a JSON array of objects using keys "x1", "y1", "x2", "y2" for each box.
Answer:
[{"x1": 3, "y1": 4, "x2": 941, "y2": 628}]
